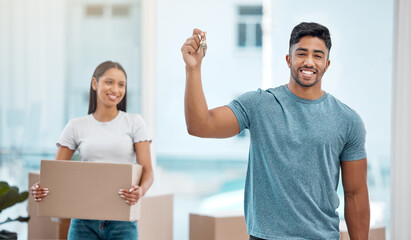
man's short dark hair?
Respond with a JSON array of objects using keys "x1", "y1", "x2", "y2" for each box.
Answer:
[{"x1": 289, "y1": 22, "x2": 332, "y2": 54}]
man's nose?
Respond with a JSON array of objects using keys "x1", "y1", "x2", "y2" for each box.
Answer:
[{"x1": 304, "y1": 55, "x2": 314, "y2": 67}]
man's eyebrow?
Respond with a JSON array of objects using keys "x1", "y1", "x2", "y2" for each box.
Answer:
[
  {"x1": 295, "y1": 48, "x2": 308, "y2": 52},
  {"x1": 314, "y1": 50, "x2": 325, "y2": 55},
  {"x1": 295, "y1": 48, "x2": 325, "y2": 55}
]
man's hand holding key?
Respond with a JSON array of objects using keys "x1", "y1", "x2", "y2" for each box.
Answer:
[{"x1": 181, "y1": 28, "x2": 207, "y2": 69}]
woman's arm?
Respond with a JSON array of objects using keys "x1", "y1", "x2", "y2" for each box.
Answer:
[
  {"x1": 55, "y1": 146, "x2": 75, "y2": 160},
  {"x1": 119, "y1": 141, "x2": 153, "y2": 205}
]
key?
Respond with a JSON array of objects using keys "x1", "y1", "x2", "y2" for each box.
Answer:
[{"x1": 200, "y1": 38, "x2": 207, "y2": 57}]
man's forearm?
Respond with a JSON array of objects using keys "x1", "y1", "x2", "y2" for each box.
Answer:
[
  {"x1": 344, "y1": 190, "x2": 370, "y2": 240},
  {"x1": 184, "y1": 66, "x2": 210, "y2": 135}
]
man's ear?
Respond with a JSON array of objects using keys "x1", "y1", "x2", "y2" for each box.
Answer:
[
  {"x1": 324, "y1": 59, "x2": 331, "y2": 72},
  {"x1": 286, "y1": 54, "x2": 291, "y2": 68},
  {"x1": 91, "y1": 77, "x2": 98, "y2": 91}
]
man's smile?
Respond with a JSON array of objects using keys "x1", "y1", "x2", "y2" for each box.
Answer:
[{"x1": 299, "y1": 68, "x2": 317, "y2": 78}]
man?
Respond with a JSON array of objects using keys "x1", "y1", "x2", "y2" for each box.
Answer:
[{"x1": 181, "y1": 22, "x2": 370, "y2": 240}]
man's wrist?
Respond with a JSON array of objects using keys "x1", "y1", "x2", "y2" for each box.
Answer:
[{"x1": 185, "y1": 64, "x2": 201, "y2": 73}]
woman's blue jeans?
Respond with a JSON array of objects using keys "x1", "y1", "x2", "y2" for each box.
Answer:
[{"x1": 68, "y1": 219, "x2": 138, "y2": 240}]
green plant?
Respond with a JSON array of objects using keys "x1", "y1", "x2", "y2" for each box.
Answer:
[{"x1": 0, "y1": 181, "x2": 30, "y2": 226}]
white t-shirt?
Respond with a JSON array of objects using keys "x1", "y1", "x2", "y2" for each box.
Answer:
[{"x1": 57, "y1": 111, "x2": 151, "y2": 164}]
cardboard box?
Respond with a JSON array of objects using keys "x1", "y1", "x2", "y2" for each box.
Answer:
[
  {"x1": 44, "y1": 194, "x2": 175, "y2": 240},
  {"x1": 189, "y1": 211, "x2": 248, "y2": 240},
  {"x1": 138, "y1": 193, "x2": 174, "y2": 240},
  {"x1": 38, "y1": 160, "x2": 142, "y2": 221},
  {"x1": 28, "y1": 172, "x2": 60, "y2": 239},
  {"x1": 29, "y1": 171, "x2": 174, "y2": 240},
  {"x1": 369, "y1": 227, "x2": 386, "y2": 240},
  {"x1": 53, "y1": 193, "x2": 174, "y2": 240},
  {"x1": 190, "y1": 212, "x2": 386, "y2": 240},
  {"x1": 340, "y1": 221, "x2": 385, "y2": 240}
]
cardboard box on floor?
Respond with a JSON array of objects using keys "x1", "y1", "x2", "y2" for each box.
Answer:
[
  {"x1": 190, "y1": 212, "x2": 386, "y2": 240},
  {"x1": 340, "y1": 221, "x2": 386, "y2": 240},
  {"x1": 190, "y1": 212, "x2": 248, "y2": 240},
  {"x1": 38, "y1": 160, "x2": 142, "y2": 221},
  {"x1": 28, "y1": 171, "x2": 173, "y2": 240},
  {"x1": 138, "y1": 193, "x2": 173, "y2": 240}
]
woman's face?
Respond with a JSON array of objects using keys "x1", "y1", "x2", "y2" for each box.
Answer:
[{"x1": 92, "y1": 68, "x2": 126, "y2": 110}]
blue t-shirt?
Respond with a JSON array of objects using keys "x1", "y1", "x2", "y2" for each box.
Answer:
[{"x1": 227, "y1": 85, "x2": 367, "y2": 240}]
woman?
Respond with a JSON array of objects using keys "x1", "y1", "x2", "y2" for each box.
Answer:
[{"x1": 31, "y1": 61, "x2": 154, "y2": 239}]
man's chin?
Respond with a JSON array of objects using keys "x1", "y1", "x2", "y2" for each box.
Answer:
[{"x1": 295, "y1": 78, "x2": 321, "y2": 88}]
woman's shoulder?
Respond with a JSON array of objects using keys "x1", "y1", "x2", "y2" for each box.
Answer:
[
  {"x1": 120, "y1": 111, "x2": 142, "y2": 119},
  {"x1": 66, "y1": 114, "x2": 93, "y2": 127},
  {"x1": 120, "y1": 111, "x2": 146, "y2": 124}
]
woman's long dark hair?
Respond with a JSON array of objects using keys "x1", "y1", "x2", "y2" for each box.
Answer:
[{"x1": 88, "y1": 61, "x2": 127, "y2": 114}]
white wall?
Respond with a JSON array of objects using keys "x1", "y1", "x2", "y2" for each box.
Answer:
[
  {"x1": 0, "y1": 0, "x2": 147, "y2": 154},
  {"x1": 391, "y1": 0, "x2": 411, "y2": 239},
  {"x1": 156, "y1": 0, "x2": 262, "y2": 159},
  {"x1": 0, "y1": 0, "x2": 66, "y2": 152}
]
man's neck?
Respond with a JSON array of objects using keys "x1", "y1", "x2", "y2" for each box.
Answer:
[{"x1": 286, "y1": 81, "x2": 324, "y2": 100}]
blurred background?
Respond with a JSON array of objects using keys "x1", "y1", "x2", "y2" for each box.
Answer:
[{"x1": 0, "y1": 0, "x2": 394, "y2": 239}]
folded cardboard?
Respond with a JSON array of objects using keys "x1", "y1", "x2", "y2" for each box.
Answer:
[
  {"x1": 189, "y1": 211, "x2": 248, "y2": 240},
  {"x1": 38, "y1": 160, "x2": 142, "y2": 221}
]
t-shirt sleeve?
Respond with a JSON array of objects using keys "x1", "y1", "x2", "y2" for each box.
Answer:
[
  {"x1": 132, "y1": 115, "x2": 152, "y2": 143},
  {"x1": 226, "y1": 89, "x2": 262, "y2": 133},
  {"x1": 56, "y1": 120, "x2": 77, "y2": 150},
  {"x1": 340, "y1": 113, "x2": 367, "y2": 161}
]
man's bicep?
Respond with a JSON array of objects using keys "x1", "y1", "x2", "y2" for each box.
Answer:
[
  {"x1": 340, "y1": 115, "x2": 367, "y2": 161},
  {"x1": 341, "y1": 158, "x2": 368, "y2": 194},
  {"x1": 207, "y1": 106, "x2": 240, "y2": 138}
]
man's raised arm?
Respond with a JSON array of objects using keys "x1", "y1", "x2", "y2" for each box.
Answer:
[{"x1": 181, "y1": 28, "x2": 239, "y2": 138}]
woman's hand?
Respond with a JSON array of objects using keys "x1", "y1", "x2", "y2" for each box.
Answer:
[
  {"x1": 30, "y1": 182, "x2": 49, "y2": 202},
  {"x1": 118, "y1": 185, "x2": 144, "y2": 205}
]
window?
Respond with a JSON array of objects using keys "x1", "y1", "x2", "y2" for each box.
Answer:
[
  {"x1": 85, "y1": 4, "x2": 131, "y2": 18},
  {"x1": 112, "y1": 5, "x2": 131, "y2": 17},
  {"x1": 86, "y1": 5, "x2": 104, "y2": 17},
  {"x1": 237, "y1": 6, "x2": 263, "y2": 48}
]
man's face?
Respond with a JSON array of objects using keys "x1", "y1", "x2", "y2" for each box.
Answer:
[{"x1": 286, "y1": 36, "x2": 330, "y2": 88}]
